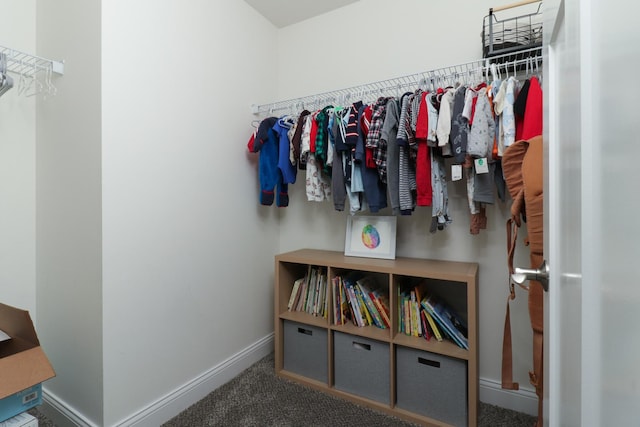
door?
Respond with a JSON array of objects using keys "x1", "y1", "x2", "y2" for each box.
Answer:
[{"x1": 544, "y1": 0, "x2": 640, "y2": 425}]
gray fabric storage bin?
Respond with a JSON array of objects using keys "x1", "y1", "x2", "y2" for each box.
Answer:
[
  {"x1": 396, "y1": 346, "x2": 468, "y2": 427},
  {"x1": 333, "y1": 331, "x2": 390, "y2": 404},
  {"x1": 283, "y1": 320, "x2": 328, "y2": 383}
]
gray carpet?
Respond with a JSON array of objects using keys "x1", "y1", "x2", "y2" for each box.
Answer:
[
  {"x1": 163, "y1": 352, "x2": 537, "y2": 427},
  {"x1": 29, "y1": 352, "x2": 537, "y2": 426}
]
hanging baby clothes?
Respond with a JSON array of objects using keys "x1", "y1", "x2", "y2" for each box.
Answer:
[
  {"x1": 273, "y1": 116, "x2": 297, "y2": 185},
  {"x1": 397, "y1": 92, "x2": 417, "y2": 214},
  {"x1": 250, "y1": 117, "x2": 289, "y2": 207},
  {"x1": 357, "y1": 103, "x2": 387, "y2": 213},
  {"x1": 330, "y1": 108, "x2": 346, "y2": 211},
  {"x1": 430, "y1": 148, "x2": 451, "y2": 232},
  {"x1": 301, "y1": 113, "x2": 331, "y2": 202},
  {"x1": 414, "y1": 91, "x2": 432, "y2": 207},
  {"x1": 521, "y1": 76, "x2": 543, "y2": 140},
  {"x1": 450, "y1": 85, "x2": 469, "y2": 164},
  {"x1": 367, "y1": 96, "x2": 394, "y2": 184},
  {"x1": 436, "y1": 88, "x2": 455, "y2": 157},
  {"x1": 315, "y1": 105, "x2": 334, "y2": 175},
  {"x1": 503, "y1": 76, "x2": 517, "y2": 150},
  {"x1": 381, "y1": 97, "x2": 402, "y2": 215},
  {"x1": 425, "y1": 91, "x2": 451, "y2": 232},
  {"x1": 493, "y1": 79, "x2": 507, "y2": 157},
  {"x1": 291, "y1": 110, "x2": 310, "y2": 170},
  {"x1": 514, "y1": 78, "x2": 530, "y2": 141},
  {"x1": 343, "y1": 101, "x2": 365, "y2": 213},
  {"x1": 468, "y1": 88, "x2": 496, "y2": 205},
  {"x1": 467, "y1": 88, "x2": 494, "y2": 159}
]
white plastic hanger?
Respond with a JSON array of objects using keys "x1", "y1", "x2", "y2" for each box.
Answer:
[{"x1": 0, "y1": 53, "x2": 14, "y2": 98}]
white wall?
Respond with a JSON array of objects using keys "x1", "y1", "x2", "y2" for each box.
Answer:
[
  {"x1": 101, "y1": 1, "x2": 279, "y2": 425},
  {"x1": 36, "y1": 0, "x2": 104, "y2": 425},
  {"x1": 0, "y1": 1, "x2": 37, "y2": 316},
  {"x1": 274, "y1": 0, "x2": 537, "y2": 403}
]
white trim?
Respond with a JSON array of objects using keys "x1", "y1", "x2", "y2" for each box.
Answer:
[
  {"x1": 41, "y1": 333, "x2": 274, "y2": 427},
  {"x1": 41, "y1": 388, "x2": 99, "y2": 427},
  {"x1": 119, "y1": 333, "x2": 274, "y2": 427},
  {"x1": 479, "y1": 377, "x2": 538, "y2": 416}
]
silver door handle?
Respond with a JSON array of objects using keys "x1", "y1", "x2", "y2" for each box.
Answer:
[{"x1": 512, "y1": 260, "x2": 549, "y2": 292}]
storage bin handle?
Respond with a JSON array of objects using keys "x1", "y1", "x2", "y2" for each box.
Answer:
[
  {"x1": 418, "y1": 357, "x2": 441, "y2": 368},
  {"x1": 297, "y1": 327, "x2": 313, "y2": 336},
  {"x1": 352, "y1": 341, "x2": 371, "y2": 351}
]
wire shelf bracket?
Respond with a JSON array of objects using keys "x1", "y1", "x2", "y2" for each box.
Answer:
[{"x1": 0, "y1": 45, "x2": 65, "y2": 97}]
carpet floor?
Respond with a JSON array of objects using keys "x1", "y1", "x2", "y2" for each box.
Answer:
[
  {"x1": 30, "y1": 352, "x2": 537, "y2": 426},
  {"x1": 163, "y1": 352, "x2": 537, "y2": 427}
]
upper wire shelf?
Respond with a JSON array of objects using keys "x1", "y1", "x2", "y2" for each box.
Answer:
[
  {"x1": 251, "y1": 47, "x2": 543, "y2": 117},
  {"x1": 482, "y1": 0, "x2": 543, "y2": 59},
  {"x1": 0, "y1": 45, "x2": 65, "y2": 97}
]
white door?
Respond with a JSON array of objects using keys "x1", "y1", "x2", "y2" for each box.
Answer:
[{"x1": 544, "y1": 0, "x2": 640, "y2": 425}]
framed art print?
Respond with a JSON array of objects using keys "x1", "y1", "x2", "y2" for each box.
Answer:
[{"x1": 344, "y1": 215, "x2": 397, "y2": 260}]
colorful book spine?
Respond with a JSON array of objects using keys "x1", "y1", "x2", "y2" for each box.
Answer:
[
  {"x1": 356, "y1": 283, "x2": 385, "y2": 328},
  {"x1": 345, "y1": 281, "x2": 364, "y2": 326},
  {"x1": 332, "y1": 276, "x2": 340, "y2": 324},
  {"x1": 287, "y1": 278, "x2": 301, "y2": 311},
  {"x1": 295, "y1": 280, "x2": 307, "y2": 312},
  {"x1": 370, "y1": 291, "x2": 391, "y2": 328},
  {"x1": 420, "y1": 309, "x2": 432, "y2": 341},
  {"x1": 339, "y1": 278, "x2": 349, "y2": 325},
  {"x1": 424, "y1": 310, "x2": 443, "y2": 341},
  {"x1": 410, "y1": 291, "x2": 419, "y2": 337},
  {"x1": 354, "y1": 286, "x2": 373, "y2": 326},
  {"x1": 421, "y1": 297, "x2": 468, "y2": 349},
  {"x1": 403, "y1": 295, "x2": 411, "y2": 335}
]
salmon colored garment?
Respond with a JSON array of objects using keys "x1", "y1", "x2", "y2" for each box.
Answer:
[{"x1": 501, "y1": 135, "x2": 544, "y2": 426}]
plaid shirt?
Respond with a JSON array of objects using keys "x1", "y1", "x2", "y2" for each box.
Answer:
[{"x1": 366, "y1": 97, "x2": 394, "y2": 183}]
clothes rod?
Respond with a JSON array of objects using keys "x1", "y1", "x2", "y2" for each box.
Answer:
[
  {"x1": 0, "y1": 45, "x2": 65, "y2": 76},
  {"x1": 251, "y1": 47, "x2": 542, "y2": 116},
  {"x1": 490, "y1": 0, "x2": 541, "y2": 13}
]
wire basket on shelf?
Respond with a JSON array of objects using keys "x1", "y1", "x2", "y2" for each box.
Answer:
[{"x1": 482, "y1": 0, "x2": 542, "y2": 65}]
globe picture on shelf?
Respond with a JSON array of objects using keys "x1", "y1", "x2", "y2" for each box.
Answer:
[{"x1": 361, "y1": 224, "x2": 381, "y2": 250}]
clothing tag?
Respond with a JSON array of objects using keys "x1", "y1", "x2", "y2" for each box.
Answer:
[
  {"x1": 475, "y1": 158, "x2": 489, "y2": 174},
  {"x1": 451, "y1": 165, "x2": 462, "y2": 181}
]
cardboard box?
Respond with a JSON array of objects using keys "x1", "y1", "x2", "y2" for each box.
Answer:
[
  {"x1": 0, "y1": 412, "x2": 38, "y2": 427},
  {"x1": 0, "y1": 303, "x2": 55, "y2": 422}
]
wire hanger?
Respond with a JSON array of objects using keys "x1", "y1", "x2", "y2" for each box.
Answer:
[{"x1": 0, "y1": 53, "x2": 14, "y2": 98}]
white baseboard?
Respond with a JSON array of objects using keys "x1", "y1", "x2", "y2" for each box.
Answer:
[
  {"x1": 41, "y1": 389, "x2": 100, "y2": 427},
  {"x1": 479, "y1": 377, "x2": 538, "y2": 416},
  {"x1": 42, "y1": 333, "x2": 274, "y2": 427}
]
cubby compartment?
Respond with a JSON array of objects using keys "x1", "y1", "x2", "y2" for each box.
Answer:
[
  {"x1": 396, "y1": 346, "x2": 468, "y2": 426},
  {"x1": 333, "y1": 331, "x2": 390, "y2": 404},
  {"x1": 283, "y1": 320, "x2": 328, "y2": 383}
]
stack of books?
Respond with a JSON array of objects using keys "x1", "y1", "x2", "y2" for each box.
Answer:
[
  {"x1": 398, "y1": 283, "x2": 468, "y2": 350},
  {"x1": 286, "y1": 266, "x2": 329, "y2": 318},
  {"x1": 331, "y1": 274, "x2": 390, "y2": 328}
]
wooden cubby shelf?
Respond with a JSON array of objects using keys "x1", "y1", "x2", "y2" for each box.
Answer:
[{"x1": 274, "y1": 249, "x2": 479, "y2": 427}]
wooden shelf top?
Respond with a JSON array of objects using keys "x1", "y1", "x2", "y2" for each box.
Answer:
[{"x1": 276, "y1": 249, "x2": 478, "y2": 283}]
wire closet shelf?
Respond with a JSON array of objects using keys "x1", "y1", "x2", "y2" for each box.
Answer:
[
  {"x1": 0, "y1": 45, "x2": 65, "y2": 97},
  {"x1": 251, "y1": 47, "x2": 542, "y2": 117}
]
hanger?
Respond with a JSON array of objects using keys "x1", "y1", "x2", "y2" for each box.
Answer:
[
  {"x1": 16, "y1": 58, "x2": 28, "y2": 95},
  {"x1": 0, "y1": 53, "x2": 14, "y2": 98},
  {"x1": 490, "y1": 63, "x2": 498, "y2": 83}
]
